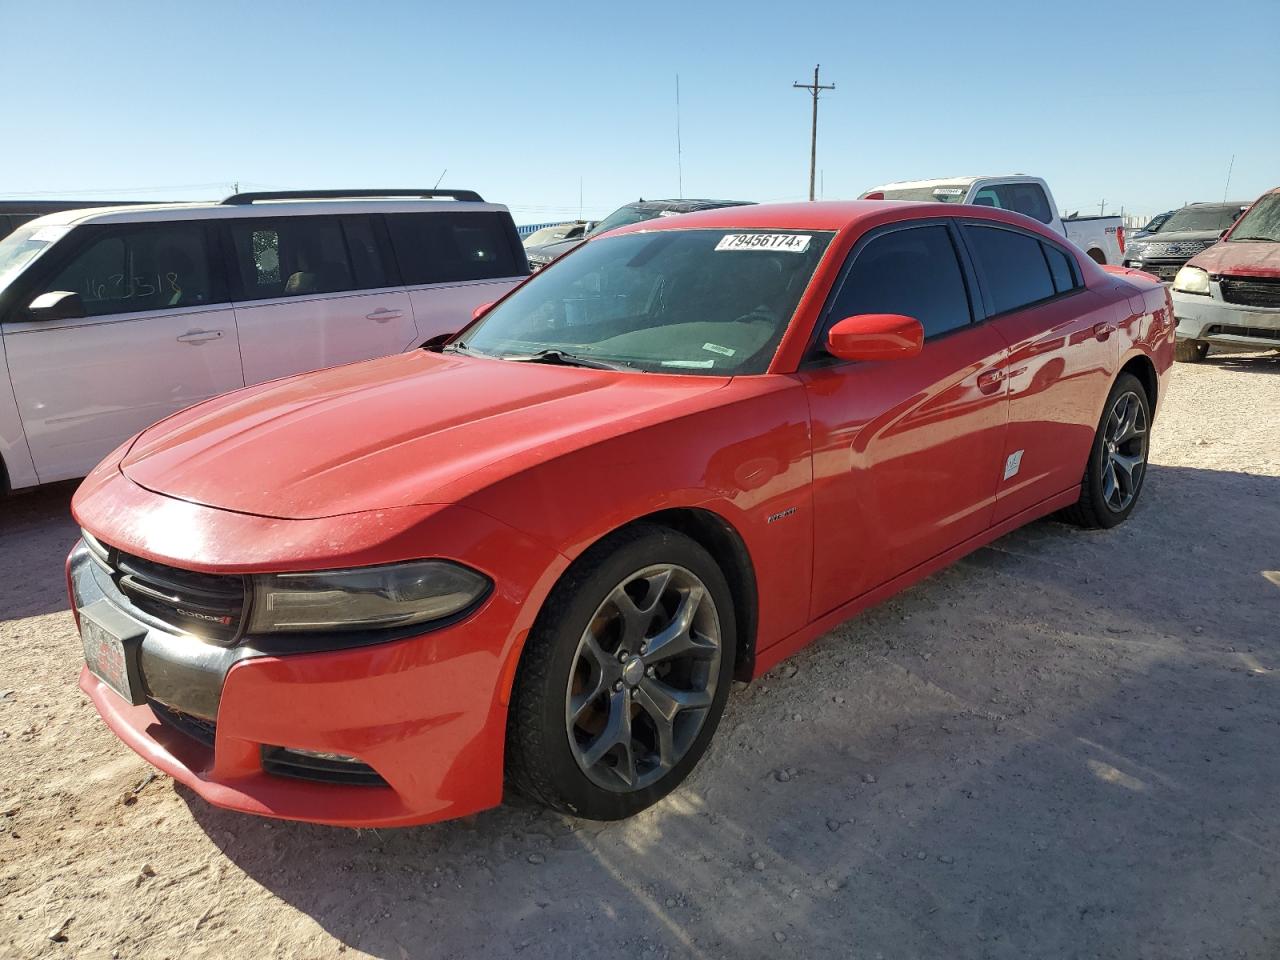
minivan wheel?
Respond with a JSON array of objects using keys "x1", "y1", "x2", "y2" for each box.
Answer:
[
  {"x1": 506, "y1": 524, "x2": 735, "y2": 820},
  {"x1": 1175, "y1": 339, "x2": 1209, "y2": 363},
  {"x1": 1060, "y1": 372, "x2": 1151, "y2": 530}
]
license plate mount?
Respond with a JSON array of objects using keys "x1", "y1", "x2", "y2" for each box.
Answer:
[{"x1": 78, "y1": 600, "x2": 147, "y2": 706}]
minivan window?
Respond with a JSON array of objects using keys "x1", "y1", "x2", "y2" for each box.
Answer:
[
  {"x1": 828, "y1": 225, "x2": 972, "y2": 339},
  {"x1": 388, "y1": 212, "x2": 520, "y2": 285},
  {"x1": 39, "y1": 223, "x2": 214, "y2": 316},
  {"x1": 0, "y1": 224, "x2": 53, "y2": 287},
  {"x1": 963, "y1": 225, "x2": 1055, "y2": 315},
  {"x1": 228, "y1": 216, "x2": 375, "y2": 301}
]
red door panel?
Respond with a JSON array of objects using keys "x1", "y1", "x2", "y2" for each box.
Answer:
[
  {"x1": 987, "y1": 290, "x2": 1118, "y2": 523},
  {"x1": 797, "y1": 323, "x2": 1009, "y2": 620}
]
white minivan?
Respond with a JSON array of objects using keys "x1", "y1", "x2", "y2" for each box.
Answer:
[{"x1": 0, "y1": 189, "x2": 529, "y2": 491}]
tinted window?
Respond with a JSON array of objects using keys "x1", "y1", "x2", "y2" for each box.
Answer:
[
  {"x1": 1042, "y1": 242, "x2": 1079, "y2": 294},
  {"x1": 41, "y1": 223, "x2": 214, "y2": 316},
  {"x1": 389, "y1": 212, "x2": 520, "y2": 285},
  {"x1": 228, "y1": 216, "x2": 377, "y2": 301},
  {"x1": 991, "y1": 183, "x2": 1054, "y2": 224},
  {"x1": 828, "y1": 225, "x2": 971, "y2": 339},
  {"x1": 964, "y1": 225, "x2": 1055, "y2": 314}
]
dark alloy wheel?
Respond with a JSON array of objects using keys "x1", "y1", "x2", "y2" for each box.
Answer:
[
  {"x1": 506, "y1": 525, "x2": 736, "y2": 820},
  {"x1": 1061, "y1": 372, "x2": 1151, "y2": 530}
]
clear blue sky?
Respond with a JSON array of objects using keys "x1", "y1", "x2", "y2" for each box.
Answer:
[{"x1": 3, "y1": 0, "x2": 1277, "y2": 223}]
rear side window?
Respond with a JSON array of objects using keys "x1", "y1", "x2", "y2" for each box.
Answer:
[
  {"x1": 991, "y1": 183, "x2": 1054, "y2": 224},
  {"x1": 40, "y1": 223, "x2": 215, "y2": 316},
  {"x1": 228, "y1": 216, "x2": 386, "y2": 301},
  {"x1": 388, "y1": 212, "x2": 520, "y2": 285},
  {"x1": 1042, "y1": 242, "x2": 1080, "y2": 294},
  {"x1": 827, "y1": 225, "x2": 972, "y2": 339},
  {"x1": 963, "y1": 225, "x2": 1055, "y2": 315}
]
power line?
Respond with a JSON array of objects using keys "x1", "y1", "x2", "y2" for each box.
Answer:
[{"x1": 793, "y1": 64, "x2": 835, "y2": 202}]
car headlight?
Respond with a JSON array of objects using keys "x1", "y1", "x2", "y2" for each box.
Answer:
[
  {"x1": 1172, "y1": 266, "x2": 1211, "y2": 295},
  {"x1": 246, "y1": 561, "x2": 490, "y2": 633}
]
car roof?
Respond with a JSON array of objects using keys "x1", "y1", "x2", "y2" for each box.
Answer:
[
  {"x1": 865, "y1": 174, "x2": 1039, "y2": 191},
  {"x1": 607, "y1": 199, "x2": 1007, "y2": 234},
  {"x1": 25, "y1": 198, "x2": 511, "y2": 229},
  {"x1": 1176, "y1": 201, "x2": 1250, "y2": 210}
]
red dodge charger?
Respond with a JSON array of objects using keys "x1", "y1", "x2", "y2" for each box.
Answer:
[{"x1": 69, "y1": 201, "x2": 1174, "y2": 826}]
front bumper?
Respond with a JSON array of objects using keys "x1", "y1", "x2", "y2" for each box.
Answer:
[
  {"x1": 1173, "y1": 289, "x2": 1280, "y2": 352},
  {"x1": 69, "y1": 470, "x2": 568, "y2": 827}
]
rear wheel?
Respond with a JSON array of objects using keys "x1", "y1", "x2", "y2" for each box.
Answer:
[
  {"x1": 506, "y1": 525, "x2": 735, "y2": 820},
  {"x1": 1175, "y1": 339, "x2": 1210, "y2": 363},
  {"x1": 1060, "y1": 373, "x2": 1151, "y2": 530}
]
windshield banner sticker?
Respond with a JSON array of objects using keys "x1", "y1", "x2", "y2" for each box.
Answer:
[{"x1": 715, "y1": 233, "x2": 812, "y2": 253}]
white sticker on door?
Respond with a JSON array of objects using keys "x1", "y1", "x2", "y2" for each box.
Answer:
[{"x1": 1003, "y1": 450, "x2": 1024, "y2": 481}]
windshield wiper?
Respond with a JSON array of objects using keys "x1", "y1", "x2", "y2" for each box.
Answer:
[
  {"x1": 501, "y1": 349, "x2": 633, "y2": 371},
  {"x1": 1230, "y1": 235, "x2": 1279, "y2": 242}
]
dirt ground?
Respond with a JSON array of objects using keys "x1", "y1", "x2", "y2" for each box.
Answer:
[{"x1": 2, "y1": 352, "x2": 1278, "y2": 960}]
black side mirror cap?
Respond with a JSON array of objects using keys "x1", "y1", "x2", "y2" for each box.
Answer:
[{"x1": 28, "y1": 290, "x2": 86, "y2": 321}]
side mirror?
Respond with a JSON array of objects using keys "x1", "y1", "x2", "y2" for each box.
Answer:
[
  {"x1": 472, "y1": 301, "x2": 496, "y2": 322},
  {"x1": 826, "y1": 313, "x2": 924, "y2": 362},
  {"x1": 28, "y1": 290, "x2": 86, "y2": 321}
]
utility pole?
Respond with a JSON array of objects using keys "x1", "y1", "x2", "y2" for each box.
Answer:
[{"x1": 793, "y1": 64, "x2": 835, "y2": 201}]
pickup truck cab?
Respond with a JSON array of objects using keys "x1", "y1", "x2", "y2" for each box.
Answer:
[
  {"x1": 0, "y1": 189, "x2": 528, "y2": 492},
  {"x1": 861, "y1": 175, "x2": 1125, "y2": 266}
]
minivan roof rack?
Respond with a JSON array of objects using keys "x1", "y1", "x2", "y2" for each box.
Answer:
[{"x1": 221, "y1": 188, "x2": 484, "y2": 205}]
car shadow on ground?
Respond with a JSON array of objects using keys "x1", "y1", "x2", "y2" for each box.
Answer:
[
  {"x1": 1204, "y1": 351, "x2": 1280, "y2": 374},
  {"x1": 0, "y1": 482, "x2": 79, "y2": 620},
  {"x1": 176, "y1": 462, "x2": 1280, "y2": 959}
]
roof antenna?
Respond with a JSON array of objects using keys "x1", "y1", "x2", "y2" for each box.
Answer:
[
  {"x1": 1223, "y1": 154, "x2": 1235, "y2": 202},
  {"x1": 433, "y1": 168, "x2": 448, "y2": 189}
]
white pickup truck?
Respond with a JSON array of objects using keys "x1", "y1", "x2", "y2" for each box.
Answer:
[{"x1": 860, "y1": 175, "x2": 1125, "y2": 266}]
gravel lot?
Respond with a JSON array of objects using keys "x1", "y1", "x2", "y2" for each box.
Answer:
[{"x1": 2, "y1": 352, "x2": 1278, "y2": 960}]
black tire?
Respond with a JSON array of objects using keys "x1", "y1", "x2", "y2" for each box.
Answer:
[
  {"x1": 505, "y1": 524, "x2": 736, "y2": 820},
  {"x1": 1175, "y1": 339, "x2": 1209, "y2": 363},
  {"x1": 1060, "y1": 372, "x2": 1151, "y2": 530}
]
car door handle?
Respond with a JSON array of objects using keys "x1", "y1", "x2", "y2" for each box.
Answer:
[
  {"x1": 366, "y1": 308, "x2": 404, "y2": 323},
  {"x1": 1093, "y1": 322, "x2": 1116, "y2": 341},
  {"x1": 977, "y1": 369, "x2": 1005, "y2": 394},
  {"x1": 176, "y1": 330, "x2": 223, "y2": 344}
]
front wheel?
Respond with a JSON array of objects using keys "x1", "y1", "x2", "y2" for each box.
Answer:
[
  {"x1": 505, "y1": 525, "x2": 736, "y2": 820},
  {"x1": 1060, "y1": 372, "x2": 1151, "y2": 530}
]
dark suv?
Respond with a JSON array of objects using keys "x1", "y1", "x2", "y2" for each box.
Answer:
[
  {"x1": 525, "y1": 198, "x2": 754, "y2": 270},
  {"x1": 1122, "y1": 202, "x2": 1247, "y2": 282}
]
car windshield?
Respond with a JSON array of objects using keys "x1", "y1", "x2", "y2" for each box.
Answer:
[
  {"x1": 0, "y1": 224, "x2": 55, "y2": 288},
  {"x1": 587, "y1": 204, "x2": 668, "y2": 237},
  {"x1": 1162, "y1": 205, "x2": 1243, "y2": 233},
  {"x1": 1228, "y1": 195, "x2": 1280, "y2": 242},
  {"x1": 871, "y1": 184, "x2": 969, "y2": 203},
  {"x1": 458, "y1": 228, "x2": 834, "y2": 375},
  {"x1": 523, "y1": 225, "x2": 571, "y2": 247}
]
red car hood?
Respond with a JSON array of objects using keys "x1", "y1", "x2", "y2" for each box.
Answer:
[
  {"x1": 1190, "y1": 240, "x2": 1280, "y2": 278},
  {"x1": 121, "y1": 351, "x2": 728, "y2": 519}
]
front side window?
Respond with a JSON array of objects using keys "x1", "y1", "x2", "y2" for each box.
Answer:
[
  {"x1": 388, "y1": 212, "x2": 520, "y2": 285},
  {"x1": 1228, "y1": 194, "x2": 1280, "y2": 243},
  {"x1": 827, "y1": 225, "x2": 972, "y2": 339},
  {"x1": 41, "y1": 223, "x2": 213, "y2": 316},
  {"x1": 963, "y1": 224, "x2": 1055, "y2": 315},
  {"x1": 460, "y1": 228, "x2": 833, "y2": 375},
  {"x1": 228, "y1": 217, "x2": 363, "y2": 301}
]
